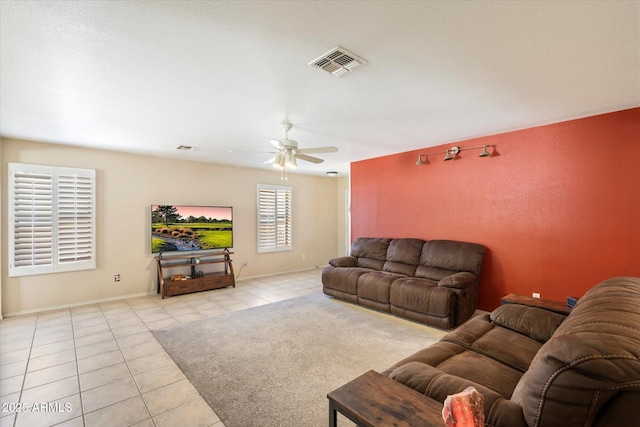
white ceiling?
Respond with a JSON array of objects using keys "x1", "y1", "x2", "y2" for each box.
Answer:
[{"x1": 1, "y1": 1, "x2": 638, "y2": 177}]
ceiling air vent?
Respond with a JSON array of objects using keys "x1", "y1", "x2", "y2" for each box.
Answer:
[
  {"x1": 309, "y1": 46, "x2": 367, "y2": 77},
  {"x1": 174, "y1": 144, "x2": 198, "y2": 151}
]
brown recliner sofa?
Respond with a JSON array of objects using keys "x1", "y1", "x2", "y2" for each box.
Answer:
[
  {"x1": 382, "y1": 276, "x2": 640, "y2": 427},
  {"x1": 322, "y1": 237, "x2": 486, "y2": 329}
]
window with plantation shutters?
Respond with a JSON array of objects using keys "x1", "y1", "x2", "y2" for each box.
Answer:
[
  {"x1": 8, "y1": 163, "x2": 96, "y2": 277},
  {"x1": 257, "y1": 184, "x2": 292, "y2": 253}
]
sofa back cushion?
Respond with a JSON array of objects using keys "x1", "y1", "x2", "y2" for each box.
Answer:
[
  {"x1": 517, "y1": 277, "x2": 640, "y2": 427},
  {"x1": 350, "y1": 237, "x2": 392, "y2": 271},
  {"x1": 383, "y1": 238, "x2": 425, "y2": 276},
  {"x1": 490, "y1": 304, "x2": 566, "y2": 344},
  {"x1": 415, "y1": 240, "x2": 486, "y2": 280}
]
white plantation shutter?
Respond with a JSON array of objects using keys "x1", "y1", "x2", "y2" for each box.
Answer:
[
  {"x1": 257, "y1": 184, "x2": 292, "y2": 252},
  {"x1": 57, "y1": 171, "x2": 94, "y2": 264},
  {"x1": 9, "y1": 163, "x2": 96, "y2": 277},
  {"x1": 11, "y1": 170, "x2": 53, "y2": 269}
]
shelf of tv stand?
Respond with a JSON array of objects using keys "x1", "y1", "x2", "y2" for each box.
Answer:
[{"x1": 156, "y1": 251, "x2": 235, "y2": 299}]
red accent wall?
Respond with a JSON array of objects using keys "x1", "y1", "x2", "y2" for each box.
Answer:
[{"x1": 351, "y1": 108, "x2": 640, "y2": 311}]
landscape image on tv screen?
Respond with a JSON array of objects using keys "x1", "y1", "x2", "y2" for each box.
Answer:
[{"x1": 151, "y1": 205, "x2": 233, "y2": 253}]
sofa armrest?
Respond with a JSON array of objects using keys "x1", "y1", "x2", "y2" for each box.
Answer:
[
  {"x1": 437, "y1": 272, "x2": 477, "y2": 289},
  {"x1": 378, "y1": 389, "x2": 528, "y2": 427},
  {"x1": 328, "y1": 256, "x2": 357, "y2": 267},
  {"x1": 389, "y1": 362, "x2": 528, "y2": 427}
]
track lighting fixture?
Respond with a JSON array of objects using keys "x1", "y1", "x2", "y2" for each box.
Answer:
[
  {"x1": 446, "y1": 146, "x2": 461, "y2": 160},
  {"x1": 415, "y1": 145, "x2": 494, "y2": 165}
]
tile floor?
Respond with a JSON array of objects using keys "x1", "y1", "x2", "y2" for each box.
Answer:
[{"x1": 0, "y1": 269, "x2": 322, "y2": 427}]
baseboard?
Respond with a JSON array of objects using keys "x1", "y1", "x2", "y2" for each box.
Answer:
[
  {"x1": 2, "y1": 291, "x2": 156, "y2": 318},
  {"x1": 235, "y1": 265, "x2": 325, "y2": 282},
  {"x1": 3, "y1": 267, "x2": 327, "y2": 318}
]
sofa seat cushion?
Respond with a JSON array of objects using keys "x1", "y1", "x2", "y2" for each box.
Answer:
[
  {"x1": 386, "y1": 314, "x2": 544, "y2": 398},
  {"x1": 389, "y1": 343, "x2": 525, "y2": 399},
  {"x1": 443, "y1": 312, "x2": 545, "y2": 374},
  {"x1": 390, "y1": 278, "x2": 452, "y2": 317},
  {"x1": 443, "y1": 322, "x2": 544, "y2": 374},
  {"x1": 357, "y1": 271, "x2": 404, "y2": 305}
]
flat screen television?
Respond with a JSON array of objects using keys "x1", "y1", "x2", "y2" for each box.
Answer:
[{"x1": 151, "y1": 205, "x2": 233, "y2": 253}]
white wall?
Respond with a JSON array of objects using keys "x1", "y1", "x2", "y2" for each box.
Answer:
[
  {"x1": 0, "y1": 139, "x2": 3, "y2": 319},
  {"x1": 1, "y1": 138, "x2": 345, "y2": 316},
  {"x1": 336, "y1": 177, "x2": 350, "y2": 258}
]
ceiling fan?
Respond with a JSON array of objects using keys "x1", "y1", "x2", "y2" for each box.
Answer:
[{"x1": 265, "y1": 122, "x2": 338, "y2": 170}]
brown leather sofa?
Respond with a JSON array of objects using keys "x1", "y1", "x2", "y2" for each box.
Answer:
[
  {"x1": 382, "y1": 276, "x2": 640, "y2": 427},
  {"x1": 322, "y1": 237, "x2": 486, "y2": 329}
]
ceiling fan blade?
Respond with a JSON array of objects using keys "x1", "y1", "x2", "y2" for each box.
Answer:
[
  {"x1": 296, "y1": 154, "x2": 325, "y2": 164},
  {"x1": 263, "y1": 156, "x2": 279, "y2": 164},
  {"x1": 269, "y1": 139, "x2": 283, "y2": 149},
  {"x1": 230, "y1": 149, "x2": 277, "y2": 154},
  {"x1": 297, "y1": 146, "x2": 338, "y2": 154}
]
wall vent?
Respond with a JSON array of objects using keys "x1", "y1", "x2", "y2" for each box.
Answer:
[
  {"x1": 175, "y1": 145, "x2": 198, "y2": 151},
  {"x1": 309, "y1": 46, "x2": 367, "y2": 77}
]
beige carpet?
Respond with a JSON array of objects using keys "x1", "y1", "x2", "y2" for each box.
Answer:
[{"x1": 153, "y1": 292, "x2": 447, "y2": 427}]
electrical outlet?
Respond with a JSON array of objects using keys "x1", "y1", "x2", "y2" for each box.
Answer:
[
  {"x1": 242, "y1": 261, "x2": 248, "y2": 267},
  {"x1": 114, "y1": 274, "x2": 121, "y2": 282},
  {"x1": 532, "y1": 292, "x2": 540, "y2": 299}
]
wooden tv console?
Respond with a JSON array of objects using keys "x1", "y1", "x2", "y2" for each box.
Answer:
[{"x1": 156, "y1": 250, "x2": 235, "y2": 298}]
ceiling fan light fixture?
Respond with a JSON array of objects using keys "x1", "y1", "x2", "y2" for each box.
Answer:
[
  {"x1": 285, "y1": 152, "x2": 297, "y2": 168},
  {"x1": 277, "y1": 155, "x2": 286, "y2": 169},
  {"x1": 260, "y1": 121, "x2": 339, "y2": 178}
]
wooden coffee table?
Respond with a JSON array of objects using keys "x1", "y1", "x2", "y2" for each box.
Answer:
[{"x1": 327, "y1": 370, "x2": 445, "y2": 427}]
